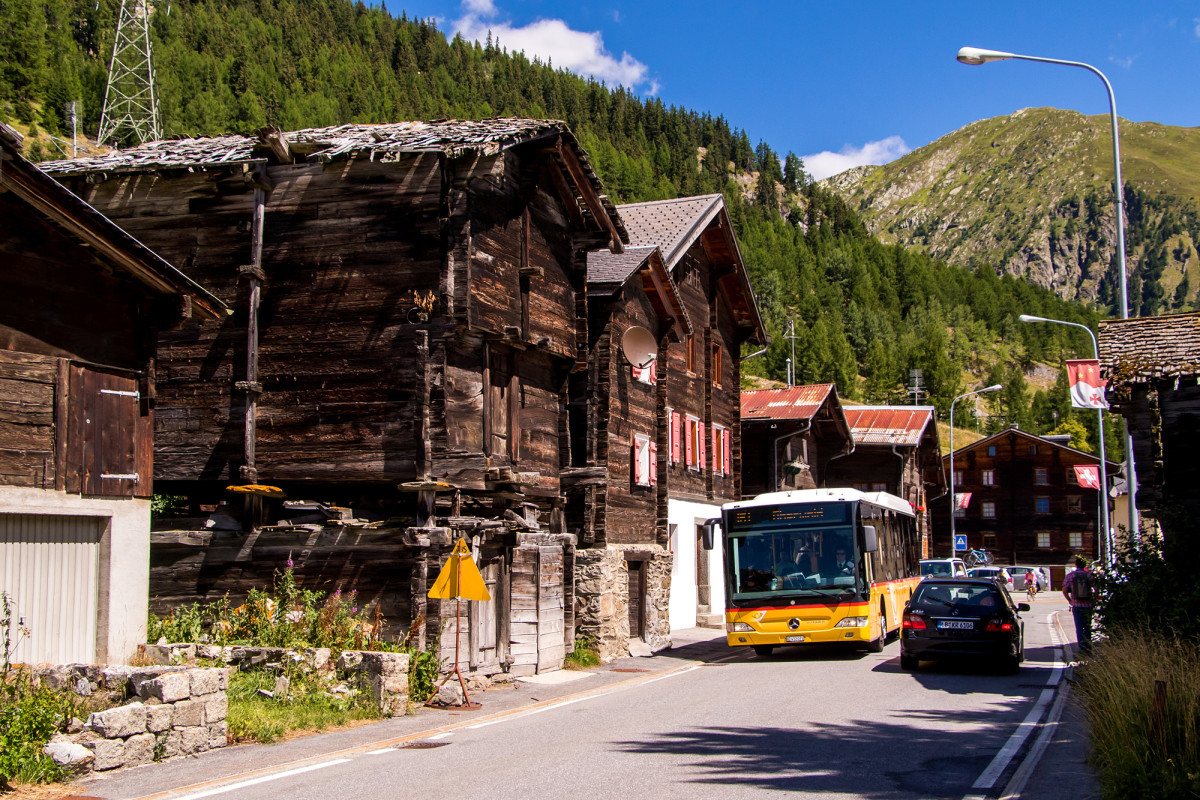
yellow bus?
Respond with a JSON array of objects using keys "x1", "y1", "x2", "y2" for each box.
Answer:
[{"x1": 704, "y1": 488, "x2": 921, "y2": 656}]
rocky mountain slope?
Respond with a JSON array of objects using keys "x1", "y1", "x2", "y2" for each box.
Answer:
[{"x1": 824, "y1": 108, "x2": 1200, "y2": 315}]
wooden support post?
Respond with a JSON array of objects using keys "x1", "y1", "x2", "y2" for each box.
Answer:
[{"x1": 239, "y1": 165, "x2": 267, "y2": 483}]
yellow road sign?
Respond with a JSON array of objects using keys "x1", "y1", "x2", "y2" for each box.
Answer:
[{"x1": 428, "y1": 538, "x2": 491, "y2": 601}]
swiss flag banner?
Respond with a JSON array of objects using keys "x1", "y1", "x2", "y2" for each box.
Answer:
[
  {"x1": 955, "y1": 492, "x2": 972, "y2": 510},
  {"x1": 1067, "y1": 360, "x2": 1109, "y2": 409},
  {"x1": 1074, "y1": 465, "x2": 1101, "y2": 490}
]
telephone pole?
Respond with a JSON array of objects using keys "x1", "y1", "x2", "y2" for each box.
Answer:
[{"x1": 98, "y1": 0, "x2": 162, "y2": 147}]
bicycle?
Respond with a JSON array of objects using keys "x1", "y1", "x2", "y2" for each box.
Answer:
[
  {"x1": 1025, "y1": 578, "x2": 1039, "y2": 602},
  {"x1": 964, "y1": 548, "x2": 993, "y2": 568}
]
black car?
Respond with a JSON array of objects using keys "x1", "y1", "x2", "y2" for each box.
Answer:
[{"x1": 900, "y1": 577, "x2": 1029, "y2": 673}]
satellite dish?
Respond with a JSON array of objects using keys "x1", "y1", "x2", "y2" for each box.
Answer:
[{"x1": 621, "y1": 325, "x2": 658, "y2": 369}]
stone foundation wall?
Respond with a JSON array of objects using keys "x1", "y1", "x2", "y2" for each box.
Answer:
[
  {"x1": 37, "y1": 664, "x2": 230, "y2": 773},
  {"x1": 575, "y1": 545, "x2": 673, "y2": 661}
]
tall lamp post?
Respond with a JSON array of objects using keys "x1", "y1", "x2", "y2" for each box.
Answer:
[
  {"x1": 949, "y1": 384, "x2": 1002, "y2": 557},
  {"x1": 957, "y1": 46, "x2": 1139, "y2": 540},
  {"x1": 1019, "y1": 315, "x2": 1111, "y2": 564}
]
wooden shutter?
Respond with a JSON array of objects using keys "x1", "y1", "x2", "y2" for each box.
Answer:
[
  {"x1": 649, "y1": 442, "x2": 658, "y2": 485},
  {"x1": 712, "y1": 427, "x2": 720, "y2": 474},
  {"x1": 723, "y1": 430, "x2": 732, "y2": 479},
  {"x1": 670, "y1": 412, "x2": 681, "y2": 464},
  {"x1": 698, "y1": 422, "x2": 706, "y2": 469},
  {"x1": 685, "y1": 418, "x2": 695, "y2": 466}
]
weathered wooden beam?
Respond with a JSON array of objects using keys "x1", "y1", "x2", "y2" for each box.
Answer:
[
  {"x1": 555, "y1": 139, "x2": 623, "y2": 253},
  {"x1": 545, "y1": 161, "x2": 586, "y2": 229}
]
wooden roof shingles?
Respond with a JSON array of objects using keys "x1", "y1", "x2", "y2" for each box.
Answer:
[{"x1": 1099, "y1": 312, "x2": 1200, "y2": 385}]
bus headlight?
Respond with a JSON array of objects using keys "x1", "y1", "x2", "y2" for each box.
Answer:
[
  {"x1": 727, "y1": 622, "x2": 754, "y2": 633},
  {"x1": 835, "y1": 617, "x2": 869, "y2": 628}
]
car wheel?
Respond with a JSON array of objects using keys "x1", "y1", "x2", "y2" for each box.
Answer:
[
  {"x1": 1004, "y1": 655, "x2": 1021, "y2": 674},
  {"x1": 900, "y1": 654, "x2": 918, "y2": 671},
  {"x1": 867, "y1": 607, "x2": 886, "y2": 653},
  {"x1": 752, "y1": 645, "x2": 774, "y2": 657}
]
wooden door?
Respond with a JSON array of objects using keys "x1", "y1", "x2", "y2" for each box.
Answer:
[{"x1": 67, "y1": 366, "x2": 150, "y2": 497}]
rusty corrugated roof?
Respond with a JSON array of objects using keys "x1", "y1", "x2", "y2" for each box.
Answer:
[
  {"x1": 842, "y1": 405, "x2": 936, "y2": 446},
  {"x1": 742, "y1": 385, "x2": 836, "y2": 421}
]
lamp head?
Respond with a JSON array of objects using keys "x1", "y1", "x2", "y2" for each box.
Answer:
[
  {"x1": 957, "y1": 46, "x2": 1015, "y2": 66},
  {"x1": 983, "y1": 384, "x2": 1003, "y2": 393},
  {"x1": 1018, "y1": 314, "x2": 1045, "y2": 323}
]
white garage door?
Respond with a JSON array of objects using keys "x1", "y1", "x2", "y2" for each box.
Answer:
[{"x1": 0, "y1": 514, "x2": 101, "y2": 664}]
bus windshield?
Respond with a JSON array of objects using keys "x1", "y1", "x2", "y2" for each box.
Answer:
[{"x1": 726, "y1": 502, "x2": 861, "y2": 600}]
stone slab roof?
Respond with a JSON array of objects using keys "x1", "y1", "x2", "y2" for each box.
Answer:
[
  {"x1": 587, "y1": 246, "x2": 658, "y2": 286},
  {"x1": 1099, "y1": 312, "x2": 1200, "y2": 383},
  {"x1": 616, "y1": 194, "x2": 724, "y2": 266}
]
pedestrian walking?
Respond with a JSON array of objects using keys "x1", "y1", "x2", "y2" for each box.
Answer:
[{"x1": 1062, "y1": 556, "x2": 1095, "y2": 654}]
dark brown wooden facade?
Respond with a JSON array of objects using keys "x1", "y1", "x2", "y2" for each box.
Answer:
[
  {"x1": 740, "y1": 384, "x2": 854, "y2": 498},
  {"x1": 42, "y1": 119, "x2": 628, "y2": 675},
  {"x1": 930, "y1": 428, "x2": 1114, "y2": 567},
  {"x1": 0, "y1": 123, "x2": 222, "y2": 662},
  {"x1": 1100, "y1": 312, "x2": 1200, "y2": 524}
]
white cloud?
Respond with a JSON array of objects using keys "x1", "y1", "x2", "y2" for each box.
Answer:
[
  {"x1": 1194, "y1": 17, "x2": 1200, "y2": 37},
  {"x1": 1109, "y1": 54, "x2": 1136, "y2": 69},
  {"x1": 802, "y1": 136, "x2": 911, "y2": 181},
  {"x1": 452, "y1": 3, "x2": 653, "y2": 92}
]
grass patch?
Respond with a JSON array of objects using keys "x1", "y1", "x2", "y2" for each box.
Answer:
[
  {"x1": 225, "y1": 671, "x2": 383, "y2": 744},
  {"x1": 563, "y1": 636, "x2": 601, "y2": 670},
  {"x1": 1074, "y1": 629, "x2": 1200, "y2": 799}
]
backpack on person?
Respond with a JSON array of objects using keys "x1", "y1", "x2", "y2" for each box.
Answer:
[{"x1": 1072, "y1": 569, "x2": 1093, "y2": 601}]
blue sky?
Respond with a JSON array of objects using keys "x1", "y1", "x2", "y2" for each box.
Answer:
[{"x1": 377, "y1": 1, "x2": 1200, "y2": 179}]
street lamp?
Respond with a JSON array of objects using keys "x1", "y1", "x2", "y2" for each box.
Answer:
[
  {"x1": 949, "y1": 384, "x2": 1002, "y2": 557},
  {"x1": 1019, "y1": 314, "x2": 1111, "y2": 564},
  {"x1": 957, "y1": 45, "x2": 1139, "y2": 540}
]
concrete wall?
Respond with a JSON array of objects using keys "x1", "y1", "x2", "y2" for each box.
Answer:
[
  {"x1": 0, "y1": 486, "x2": 149, "y2": 663},
  {"x1": 666, "y1": 498, "x2": 726, "y2": 631}
]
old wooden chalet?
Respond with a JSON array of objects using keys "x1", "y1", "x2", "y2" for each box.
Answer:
[
  {"x1": 739, "y1": 384, "x2": 853, "y2": 496},
  {"x1": 0, "y1": 123, "x2": 224, "y2": 663},
  {"x1": 1100, "y1": 312, "x2": 1200, "y2": 526},
  {"x1": 930, "y1": 427, "x2": 1116, "y2": 572},
  {"x1": 41, "y1": 119, "x2": 628, "y2": 676},
  {"x1": 573, "y1": 195, "x2": 766, "y2": 658},
  {"x1": 828, "y1": 405, "x2": 944, "y2": 555}
]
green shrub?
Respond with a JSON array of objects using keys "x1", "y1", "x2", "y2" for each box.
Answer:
[
  {"x1": 225, "y1": 669, "x2": 380, "y2": 744},
  {"x1": 564, "y1": 636, "x2": 601, "y2": 670}
]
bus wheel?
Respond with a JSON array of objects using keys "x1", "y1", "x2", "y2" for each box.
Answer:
[
  {"x1": 752, "y1": 645, "x2": 774, "y2": 657},
  {"x1": 867, "y1": 607, "x2": 886, "y2": 653}
]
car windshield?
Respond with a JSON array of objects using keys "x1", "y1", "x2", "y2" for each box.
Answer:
[
  {"x1": 913, "y1": 583, "x2": 1002, "y2": 612},
  {"x1": 921, "y1": 562, "x2": 953, "y2": 576},
  {"x1": 731, "y1": 528, "x2": 859, "y2": 598}
]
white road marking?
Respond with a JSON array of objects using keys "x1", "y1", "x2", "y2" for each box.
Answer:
[{"x1": 166, "y1": 759, "x2": 352, "y2": 800}]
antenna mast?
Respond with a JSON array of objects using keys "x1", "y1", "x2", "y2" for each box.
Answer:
[{"x1": 97, "y1": 0, "x2": 162, "y2": 147}]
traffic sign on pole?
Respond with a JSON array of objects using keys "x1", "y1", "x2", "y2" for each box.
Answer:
[{"x1": 954, "y1": 535, "x2": 968, "y2": 552}]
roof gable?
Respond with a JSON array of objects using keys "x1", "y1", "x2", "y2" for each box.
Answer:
[{"x1": 948, "y1": 426, "x2": 1116, "y2": 467}]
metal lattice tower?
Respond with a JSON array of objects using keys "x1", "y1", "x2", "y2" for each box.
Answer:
[{"x1": 97, "y1": 0, "x2": 162, "y2": 147}]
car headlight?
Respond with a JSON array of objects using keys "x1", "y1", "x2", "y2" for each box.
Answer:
[
  {"x1": 727, "y1": 622, "x2": 753, "y2": 632},
  {"x1": 835, "y1": 617, "x2": 869, "y2": 628}
]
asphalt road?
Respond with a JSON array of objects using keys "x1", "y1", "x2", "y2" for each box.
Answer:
[{"x1": 79, "y1": 596, "x2": 1072, "y2": 800}]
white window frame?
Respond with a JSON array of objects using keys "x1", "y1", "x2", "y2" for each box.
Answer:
[
  {"x1": 1069, "y1": 532, "x2": 1083, "y2": 549},
  {"x1": 633, "y1": 433, "x2": 655, "y2": 487},
  {"x1": 1037, "y1": 532, "x2": 1051, "y2": 548},
  {"x1": 981, "y1": 501, "x2": 996, "y2": 519},
  {"x1": 981, "y1": 469, "x2": 995, "y2": 487},
  {"x1": 712, "y1": 424, "x2": 728, "y2": 476},
  {"x1": 686, "y1": 415, "x2": 701, "y2": 471},
  {"x1": 1034, "y1": 468, "x2": 1049, "y2": 486}
]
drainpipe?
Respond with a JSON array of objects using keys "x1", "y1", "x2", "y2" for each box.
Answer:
[
  {"x1": 822, "y1": 439, "x2": 857, "y2": 488},
  {"x1": 740, "y1": 345, "x2": 768, "y2": 362}
]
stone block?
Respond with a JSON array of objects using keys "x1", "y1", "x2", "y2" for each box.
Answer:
[
  {"x1": 196, "y1": 644, "x2": 225, "y2": 661},
  {"x1": 140, "y1": 672, "x2": 191, "y2": 703},
  {"x1": 86, "y1": 737, "x2": 125, "y2": 771},
  {"x1": 205, "y1": 694, "x2": 228, "y2": 723},
  {"x1": 171, "y1": 699, "x2": 206, "y2": 728},
  {"x1": 123, "y1": 732, "x2": 155, "y2": 767},
  {"x1": 139, "y1": 644, "x2": 174, "y2": 666},
  {"x1": 208, "y1": 720, "x2": 228, "y2": 749},
  {"x1": 189, "y1": 668, "x2": 223, "y2": 696},
  {"x1": 146, "y1": 704, "x2": 174, "y2": 733},
  {"x1": 179, "y1": 726, "x2": 209, "y2": 755},
  {"x1": 336, "y1": 650, "x2": 364, "y2": 671},
  {"x1": 88, "y1": 703, "x2": 147, "y2": 739},
  {"x1": 43, "y1": 738, "x2": 94, "y2": 770},
  {"x1": 102, "y1": 665, "x2": 135, "y2": 691},
  {"x1": 162, "y1": 730, "x2": 183, "y2": 760},
  {"x1": 310, "y1": 648, "x2": 332, "y2": 670}
]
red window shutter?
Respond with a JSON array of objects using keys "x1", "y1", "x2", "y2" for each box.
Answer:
[
  {"x1": 649, "y1": 359, "x2": 657, "y2": 385},
  {"x1": 632, "y1": 441, "x2": 644, "y2": 485},
  {"x1": 631, "y1": 364, "x2": 644, "y2": 382},
  {"x1": 723, "y1": 430, "x2": 732, "y2": 478},
  {"x1": 649, "y1": 442, "x2": 658, "y2": 485},
  {"x1": 698, "y1": 422, "x2": 707, "y2": 468},
  {"x1": 712, "y1": 427, "x2": 720, "y2": 474},
  {"x1": 671, "y1": 412, "x2": 681, "y2": 463},
  {"x1": 685, "y1": 419, "x2": 694, "y2": 465}
]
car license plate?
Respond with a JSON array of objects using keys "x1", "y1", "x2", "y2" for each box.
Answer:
[
  {"x1": 785, "y1": 635, "x2": 805, "y2": 642},
  {"x1": 937, "y1": 620, "x2": 974, "y2": 630}
]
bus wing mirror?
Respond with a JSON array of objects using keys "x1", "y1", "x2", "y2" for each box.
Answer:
[
  {"x1": 701, "y1": 519, "x2": 720, "y2": 550},
  {"x1": 862, "y1": 525, "x2": 878, "y2": 552}
]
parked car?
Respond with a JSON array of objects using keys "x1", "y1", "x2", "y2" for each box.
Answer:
[
  {"x1": 920, "y1": 558, "x2": 968, "y2": 578},
  {"x1": 967, "y1": 566, "x2": 1015, "y2": 593},
  {"x1": 1011, "y1": 565, "x2": 1051, "y2": 592},
  {"x1": 900, "y1": 577, "x2": 1029, "y2": 673}
]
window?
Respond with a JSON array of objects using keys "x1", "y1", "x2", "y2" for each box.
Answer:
[
  {"x1": 982, "y1": 532, "x2": 997, "y2": 549},
  {"x1": 1067, "y1": 495, "x2": 1082, "y2": 513},
  {"x1": 853, "y1": 483, "x2": 870, "y2": 492},
  {"x1": 987, "y1": 445, "x2": 997, "y2": 457},
  {"x1": 872, "y1": 483, "x2": 888, "y2": 492},
  {"x1": 1037, "y1": 532, "x2": 1051, "y2": 548},
  {"x1": 712, "y1": 425, "x2": 730, "y2": 476},
  {"x1": 982, "y1": 469, "x2": 995, "y2": 486},
  {"x1": 668, "y1": 409, "x2": 680, "y2": 464},
  {"x1": 1069, "y1": 532, "x2": 1083, "y2": 548},
  {"x1": 685, "y1": 334, "x2": 696, "y2": 373},
  {"x1": 954, "y1": 507, "x2": 965, "y2": 519},
  {"x1": 1034, "y1": 468, "x2": 1049, "y2": 485},
  {"x1": 631, "y1": 359, "x2": 657, "y2": 385},
  {"x1": 711, "y1": 345, "x2": 722, "y2": 386},
  {"x1": 1035, "y1": 497, "x2": 1050, "y2": 514},
  {"x1": 685, "y1": 416, "x2": 705, "y2": 470},
  {"x1": 1029, "y1": 444, "x2": 1039, "y2": 455},
  {"x1": 982, "y1": 501, "x2": 996, "y2": 519},
  {"x1": 953, "y1": 470, "x2": 964, "y2": 487},
  {"x1": 632, "y1": 434, "x2": 656, "y2": 487},
  {"x1": 1066, "y1": 467, "x2": 1078, "y2": 485}
]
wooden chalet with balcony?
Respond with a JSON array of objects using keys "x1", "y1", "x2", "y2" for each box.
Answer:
[{"x1": 41, "y1": 119, "x2": 628, "y2": 676}]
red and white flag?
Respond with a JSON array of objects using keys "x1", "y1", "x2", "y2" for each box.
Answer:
[
  {"x1": 1067, "y1": 360, "x2": 1109, "y2": 409},
  {"x1": 1074, "y1": 465, "x2": 1101, "y2": 490},
  {"x1": 955, "y1": 492, "x2": 972, "y2": 510}
]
